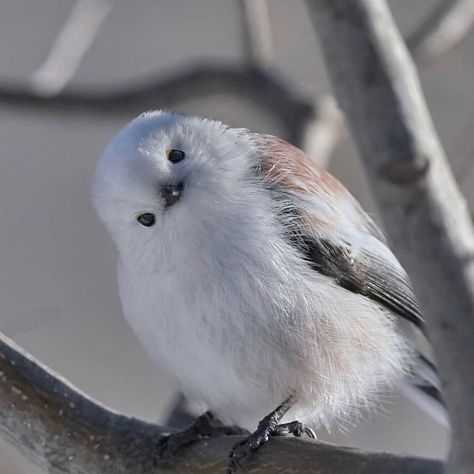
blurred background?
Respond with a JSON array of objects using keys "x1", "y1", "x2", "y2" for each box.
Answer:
[{"x1": 1, "y1": 0, "x2": 473, "y2": 471}]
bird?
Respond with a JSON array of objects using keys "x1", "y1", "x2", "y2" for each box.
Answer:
[{"x1": 91, "y1": 111, "x2": 446, "y2": 470}]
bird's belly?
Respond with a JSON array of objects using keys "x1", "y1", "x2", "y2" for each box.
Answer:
[{"x1": 118, "y1": 267, "x2": 287, "y2": 428}]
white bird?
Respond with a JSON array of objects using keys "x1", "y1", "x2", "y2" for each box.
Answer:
[{"x1": 91, "y1": 111, "x2": 446, "y2": 469}]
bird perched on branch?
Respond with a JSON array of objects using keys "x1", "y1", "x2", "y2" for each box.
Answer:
[{"x1": 92, "y1": 111, "x2": 446, "y2": 471}]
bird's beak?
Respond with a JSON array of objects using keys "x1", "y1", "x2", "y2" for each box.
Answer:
[{"x1": 162, "y1": 182, "x2": 184, "y2": 208}]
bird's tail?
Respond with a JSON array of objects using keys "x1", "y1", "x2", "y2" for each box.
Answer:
[{"x1": 399, "y1": 352, "x2": 450, "y2": 429}]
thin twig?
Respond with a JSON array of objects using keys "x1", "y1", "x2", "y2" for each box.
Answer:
[
  {"x1": 31, "y1": 0, "x2": 113, "y2": 96},
  {"x1": 238, "y1": 0, "x2": 274, "y2": 66},
  {"x1": 407, "y1": 0, "x2": 474, "y2": 65},
  {"x1": 0, "y1": 64, "x2": 310, "y2": 120},
  {"x1": 301, "y1": 95, "x2": 344, "y2": 168}
]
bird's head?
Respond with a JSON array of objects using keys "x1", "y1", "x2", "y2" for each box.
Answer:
[{"x1": 91, "y1": 111, "x2": 262, "y2": 260}]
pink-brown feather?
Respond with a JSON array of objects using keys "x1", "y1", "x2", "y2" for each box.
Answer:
[{"x1": 256, "y1": 134, "x2": 345, "y2": 196}]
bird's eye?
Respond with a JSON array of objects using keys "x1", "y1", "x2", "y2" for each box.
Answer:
[
  {"x1": 136, "y1": 213, "x2": 156, "y2": 227},
  {"x1": 167, "y1": 149, "x2": 185, "y2": 163}
]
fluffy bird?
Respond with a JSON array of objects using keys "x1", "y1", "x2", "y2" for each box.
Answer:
[{"x1": 92, "y1": 111, "x2": 444, "y2": 468}]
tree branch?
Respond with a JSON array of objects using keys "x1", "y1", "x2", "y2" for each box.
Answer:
[
  {"x1": 0, "y1": 331, "x2": 443, "y2": 473},
  {"x1": 0, "y1": 63, "x2": 311, "y2": 132},
  {"x1": 301, "y1": 95, "x2": 344, "y2": 168},
  {"x1": 31, "y1": 0, "x2": 113, "y2": 96},
  {"x1": 306, "y1": 1, "x2": 474, "y2": 474},
  {"x1": 406, "y1": 0, "x2": 474, "y2": 65},
  {"x1": 238, "y1": 0, "x2": 274, "y2": 66}
]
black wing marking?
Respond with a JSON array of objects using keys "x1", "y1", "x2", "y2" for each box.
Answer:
[
  {"x1": 291, "y1": 234, "x2": 425, "y2": 330},
  {"x1": 400, "y1": 352, "x2": 448, "y2": 426},
  {"x1": 410, "y1": 353, "x2": 444, "y2": 405}
]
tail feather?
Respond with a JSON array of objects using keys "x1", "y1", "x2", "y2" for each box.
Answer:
[{"x1": 399, "y1": 352, "x2": 450, "y2": 429}]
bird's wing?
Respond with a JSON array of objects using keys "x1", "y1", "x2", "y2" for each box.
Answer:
[
  {"x1": 399, "y1": 353, "x2": 448, "y2": 428},
  {"x1": 290, "y1": 234, "x2": 424, "y2": 329},
  {"x1": 253, "y1": 133, "x2": 424, "y2": 330}
]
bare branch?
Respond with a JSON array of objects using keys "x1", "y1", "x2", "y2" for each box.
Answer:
[
  {"x1": 407, "y1": 0, "x2": 474, "y2": 65},
  {"x1": 238, "y1": 0, "x2": 274, "y2": 66},
  {"x1": 301, "y1": 95, "x2": 344, "y2": 168},
  {"x1": 0, "y1": 63, "x2": 310, "y2": 123},
  {"x1": 0, "y1": 330, "x2": 442, "y2": 474},
  {"x1": 306, "y1": 1, "x2": 474, "y2": 473},
  {"x1": 31, "y1": 0, "x2": 113, "y2": 96}
]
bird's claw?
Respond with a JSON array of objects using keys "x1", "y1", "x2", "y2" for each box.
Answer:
[{"x1": 227, "y1": 420, "x2": 316, "y2": 472}]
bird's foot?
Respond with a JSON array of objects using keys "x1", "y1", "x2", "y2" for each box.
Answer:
[
  {"x1": 273, "y1": 420, "x2": 317, "y2": 438},
  {"x1": 154, "y1": 411, "x2": 248, "y2": 463},
  {"x1": 227, "y1": 410, "x2": 316, "y2": 472}
]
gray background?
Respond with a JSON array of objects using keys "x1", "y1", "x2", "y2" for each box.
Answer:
[{"x1": 1, "y1": 0, "x2": 473, "y2": 472}]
